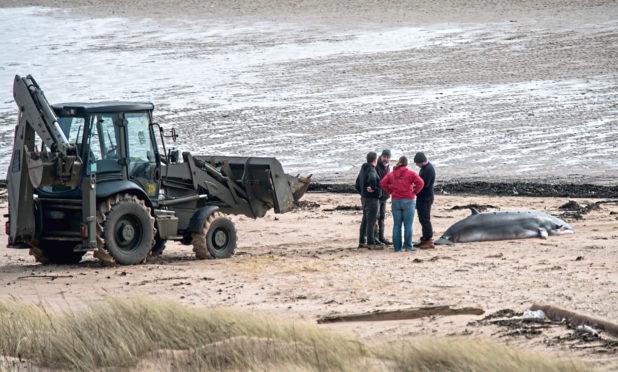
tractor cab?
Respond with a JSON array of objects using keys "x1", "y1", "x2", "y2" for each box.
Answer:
[{"x1": 48, "y1": 102, "x2": 161, "y2": 200}]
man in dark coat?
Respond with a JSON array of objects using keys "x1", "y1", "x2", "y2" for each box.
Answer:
[
  {"x1": 413, "y1": 152, "x2": 436, "y2": 249},
  {"x1": 374, "y1": 149, "x2": 392, "y2": 245},
  {"x1": 355, "y1": 151, "x2": 383, "y2": 250}
]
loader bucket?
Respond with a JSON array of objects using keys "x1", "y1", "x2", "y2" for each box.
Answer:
[
  {"x1": 195, "y1": 156, "x2": 311, "y2": 216},
  {"x1": 288, "y1": 174, "x2": 312, "y2": 202},
  {"x1": 26, "y1": 153, "x2": 56, "y2": 188},
  {"x1": 26, "y1": 151, "x2": 82, "y2": 188}
]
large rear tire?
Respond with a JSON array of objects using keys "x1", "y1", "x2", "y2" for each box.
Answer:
[
  {"x1": 29, "y1": 241, "x2": 85, "y2": 265},
  {"x1": 191, "y1": 212, "x2": 237, "y2": 259},
  {"x1": 94, "y1": 194, "x2": 155, "y2": 265}
]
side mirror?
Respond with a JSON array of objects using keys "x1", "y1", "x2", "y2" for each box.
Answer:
[{"x1": 169, "y1": 128, "x2": 178, "y2": 142}]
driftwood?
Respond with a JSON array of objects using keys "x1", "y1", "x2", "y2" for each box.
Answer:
[
  {"x1": 531, "y1": 303, "x2": 618, "y2": 338},
  {"x1": 17, "y1": 275, "x2": 74, "y2": 280},
  {"x1": 317, "y1": 305, "x2": 484, "y2": 324}
]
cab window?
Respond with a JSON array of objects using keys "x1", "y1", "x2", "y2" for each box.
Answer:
[
  {"x1": 89, "y1": 113, "x2": 121, "y2": 161},
  {"x1": 58, "y1": 117, "x2": 85, "y2": 145},
  {"x1": 126, "y1": 112, "x2": 155, "y2": 164}
]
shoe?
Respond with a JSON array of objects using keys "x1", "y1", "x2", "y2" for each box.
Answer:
[
  {"x1": 380, "y1": 238, "x2": 393, "y2": 245},
  {"x1": 368, "y1": 244, "x2": 384, "y2": 250},
  {"x1": 358, "y1": 243, "x2": 368, "y2": 249},
  {"x1": 418, "y1": 240, "x2": 435, "y2": 249},
  {"x1": 412, "y1": 241, "x2": 422, "y2": 248},
  {"x1": 404, "y1": 247, "x2": 417, "y2": 252}
]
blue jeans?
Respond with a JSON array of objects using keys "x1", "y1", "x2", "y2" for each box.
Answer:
[{"x1": 392, "y1": 199, "x2": 415, "y2": 251}]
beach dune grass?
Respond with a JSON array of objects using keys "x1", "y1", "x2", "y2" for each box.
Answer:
[{"x1": 0, "y1": 297, "x2": 593, "y2": 371}]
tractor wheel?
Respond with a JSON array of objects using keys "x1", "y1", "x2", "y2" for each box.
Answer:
[
  {"x1": 29, "y1": 241, "x2": 85, "y2": 265},
  {"x1": 94, "y1": 194, "x2": 155, "y2": 266},
  {"x1": 191, "y1": 212, "x2": 237, "y2": 259},
  {"x1": 151, "y1": 239, "x2": 167, "y2": 256}
]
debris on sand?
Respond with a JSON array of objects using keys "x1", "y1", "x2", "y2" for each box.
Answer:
[
  {"x1": 323, "y1": 205, "x2": 362, "y2": 212},
  {"x1": 317, "y1": 305, "x2": 484, "y2": 324},
  {"x1": 512, "y1": 310, "x2": 546, "y2": 320},
  {"x1": 450, "y1": 204, "x2": 497, "y2": 212},
  {"x1": 558, "y1": 200, "x2": 594, "y2": 220},
  {"x1": 308, "y1": 183, "x2": 356, "y2": 194},
  {"x1": 531, "y1": 303, "x2": 618, "y2": 338},
  {"x1": 293, "y1": 200, "x2": 320, "y2": 211},
  {"x1": 559, "y1": 200, "x2": 583, "y2": 211},
  {"x1": 558, "y1": 200, "x2": 618, "y2": 220},
  {"x1": 476, "y1": 309, "x2": 558, "y2": 338},
  {"x1": 309, "y1": 182, "x2": 618, "y2": 198},
  {"x1": 472, "y1": 306, "x2": 618, "y2": 353},
  {"x1": 436, "y1": 181, "x2": 618, "y2": 198}
]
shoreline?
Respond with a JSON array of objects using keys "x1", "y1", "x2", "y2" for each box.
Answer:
[
  {"x1": 310, "y1": 180, "x2": 618, "y2": 198},
  {"x1": 2, "y1": 178, "x2": 618, "y2": 199}
]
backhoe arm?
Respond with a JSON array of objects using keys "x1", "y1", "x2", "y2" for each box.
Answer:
[
  {"x1": 13, "y1": 75, "x2": 73, "y2": 154},
  {"x1": 7, "y1": 75, "x2": 83, "y2": 246}
]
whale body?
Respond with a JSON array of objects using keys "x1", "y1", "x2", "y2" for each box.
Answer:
[{"x1": 434, "y1": 209, "x2": 574, "y2": 245}]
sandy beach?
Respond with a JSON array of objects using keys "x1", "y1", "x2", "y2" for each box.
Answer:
[{"x1": 0, "y1": 192, "x2": 616, "y2": 369}]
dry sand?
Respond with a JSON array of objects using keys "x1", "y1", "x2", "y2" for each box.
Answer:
[{"x1": 0, "y1": 193, "x2": 616, "y2": 369}]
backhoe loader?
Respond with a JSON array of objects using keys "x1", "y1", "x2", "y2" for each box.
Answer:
[{"x1": 5, "y1": 75, "x2": 310, "y2": 265}]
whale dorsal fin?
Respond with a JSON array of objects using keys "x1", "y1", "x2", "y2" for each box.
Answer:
[{"x1": 469, "y1": 207, "x2": 480, "y2": 215}]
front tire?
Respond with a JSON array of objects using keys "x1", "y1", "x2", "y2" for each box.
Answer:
[
  {"x1": 191, "y1": 212, "x2": 237, "y2": 259},
  {"x1": 95, "y1": 194, "x2": 155, "y2": 265}
]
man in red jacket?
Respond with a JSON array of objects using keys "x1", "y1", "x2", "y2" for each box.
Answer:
[{"x1": 380, "y1": 156, "x2": 424, "y2": 251}]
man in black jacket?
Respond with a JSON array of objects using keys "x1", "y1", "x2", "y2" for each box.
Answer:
[
  {"x1": 413, "y1": 152, "x2": 436, "y2": 249},
  {"x1": 355, "y1": 151, "x2": 383, "y2": 250},
  {"x1": 374, "y1": 149, "x2": 392, "y2": 245}
]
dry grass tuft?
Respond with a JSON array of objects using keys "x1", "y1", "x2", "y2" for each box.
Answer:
[
  {"x1": 373, "y1": 337, "x2": 593, "y2": 372},
  {"x1": 0, "y1": 297, "x2": 594, "y2": 371},
  {"x1": 0, "y1": 297, "x2": 364, "y2": 371}
]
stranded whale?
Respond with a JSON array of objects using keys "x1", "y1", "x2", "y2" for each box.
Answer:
[{"x1": 434, "y1": 209, "x2": 574, "y2": 245}]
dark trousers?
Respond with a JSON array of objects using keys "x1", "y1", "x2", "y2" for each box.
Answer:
[
  {"x1": 360, "y1": 197, "x2": 379, "y2": 244},
  {"x1": 376, "y1": 199, "x2": 387, "y2": 241},
  {"x1": 416, "y1": 196, "x2": 434, "y2": 241}
]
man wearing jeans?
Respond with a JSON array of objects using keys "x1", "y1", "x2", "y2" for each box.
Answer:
[
  {"x1": 380, "y1": 156, "x2": 424, "y2": 251},
  {"x1": 413, "y1": 152, "x2": 436, "y2": 249},
  {"x1": 355, "y1": 151, "x2": 383, "y2": 250}
]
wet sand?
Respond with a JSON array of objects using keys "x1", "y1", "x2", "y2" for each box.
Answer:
[{"x1": 0, "y1": 0, "x2": 616, "y2": 181}]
